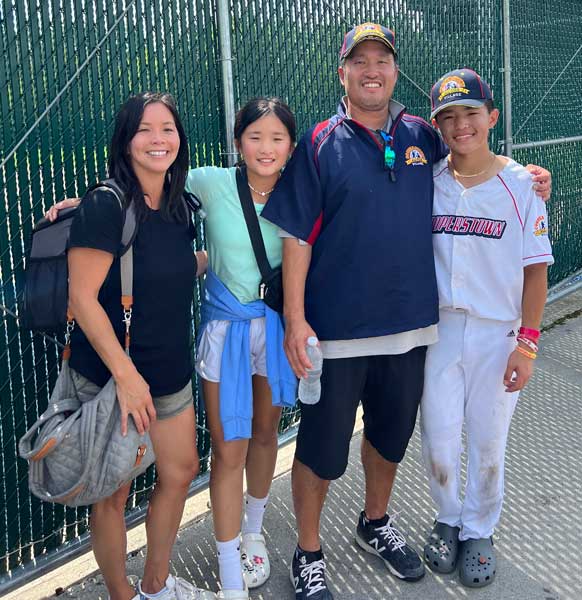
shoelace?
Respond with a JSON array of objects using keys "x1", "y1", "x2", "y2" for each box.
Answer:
[
  {"x1": 374, "y1": 516, "x2": 407, "y2": 554},
  {"x1": 300, "y1": 559, "x2": 327, "y2": 597},
  {"x1": 171, "y1": 575, "x2": 208, "y2": 600}
]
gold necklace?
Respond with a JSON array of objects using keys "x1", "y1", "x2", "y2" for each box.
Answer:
[
  {"x1": 448, "y1": 152, "x2": 496, "y2": 179},
  {"x1": 247, "y1": 181, "x2": 275, "y2": 197}
]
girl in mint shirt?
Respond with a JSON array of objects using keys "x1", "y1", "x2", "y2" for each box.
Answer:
[{"x1": 186, "y1": 98, "x2": 297, "y2": 600}]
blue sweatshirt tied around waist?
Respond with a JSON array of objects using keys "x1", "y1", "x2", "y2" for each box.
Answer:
[{"x1": 199, "y1": 269, "x2": 297, "y2": 441}]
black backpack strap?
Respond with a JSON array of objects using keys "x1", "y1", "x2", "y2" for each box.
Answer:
[
  {"x1": 183, "y1": 190, "x2": 203, "y2": 214},
  {"x1": 235, "y1": 166, "x2": 273, "y2": 279},
  {"x1": 88, "y1": 179, "x2": 137, "y2": 256}
]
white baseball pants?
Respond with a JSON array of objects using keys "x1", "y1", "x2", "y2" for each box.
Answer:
[{"x1": 421, "y1": 309, "x2": 521, "y2": 541}]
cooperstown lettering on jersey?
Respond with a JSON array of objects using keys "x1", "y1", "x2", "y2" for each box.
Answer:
[{"x1": 432, "y1": 215, "x2": 507, "y2": 238}]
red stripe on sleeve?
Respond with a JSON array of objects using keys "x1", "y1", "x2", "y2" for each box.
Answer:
[
  {"x1": 523, "y1": 253, "x2": 552, "y2": 260},
  {"x1": 306, "y1": 212, "x2": 323, "y2": 245},
  {"x1": 311, "y1": 120, "x2": 331, "y2": 145}
]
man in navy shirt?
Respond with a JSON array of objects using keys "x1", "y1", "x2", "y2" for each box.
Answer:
[{"x1": 262, "y1": 22, "x2": 550, "y2": 599}]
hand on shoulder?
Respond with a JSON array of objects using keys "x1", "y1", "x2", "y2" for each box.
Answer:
[
  {"x1": 44, "y1": 197, "x2": 80, "y2": 222},
  {"x1": 524, "y1": 164, "x2": 552, "y2": 201}
]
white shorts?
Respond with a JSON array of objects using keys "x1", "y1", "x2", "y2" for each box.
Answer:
[{"x1": 196, "y1": 318, "x2": 267, "y2": 382}]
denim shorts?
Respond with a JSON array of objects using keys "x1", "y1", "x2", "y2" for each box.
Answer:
[{"x1": 69, "y1": 369, "x2": 193, "y2": 420}]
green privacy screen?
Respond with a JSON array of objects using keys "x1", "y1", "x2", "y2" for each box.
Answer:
[{"x1": 1, "y1": 0, "x2": 580, "y2": 584}]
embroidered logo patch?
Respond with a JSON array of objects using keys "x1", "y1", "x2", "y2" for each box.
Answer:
[
  {"x1": 405, "y1": 146, "x2": 428, "y2": 166},
  {"x1": 353, "y1": 23, "x2": 386, "y2": 42},
  {"x1": 438, "y1": 75, "x2": 470, "y2": 101},
  {"x1": 534, "y1": 215, "x2": 548, "y2": 237}
]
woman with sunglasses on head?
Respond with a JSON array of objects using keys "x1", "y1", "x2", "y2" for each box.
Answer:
[
  {"x1": 186, "y1": 96, "x2": 297, "y2": 599},
  {"x1": 55, "y1": 92, "x2": 214, "y2": 600}
]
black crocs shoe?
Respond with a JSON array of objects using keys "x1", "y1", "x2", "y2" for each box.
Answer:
[
  {"x1": 289, "y1": 546, "x2": 334, "y2": 599},
  {"x1": 355, "y1": 511, "x2": 425, "y2": 581}
]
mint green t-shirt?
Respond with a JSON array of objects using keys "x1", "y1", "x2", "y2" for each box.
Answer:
[{"x1": 186, "y1": 166, "x2": 283, "y2": 304}]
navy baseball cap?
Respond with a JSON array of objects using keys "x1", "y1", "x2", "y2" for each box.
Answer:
[
  {"x1": 339, "y1": 23, "x2": 397, "y2": 61},
  {"x1": 430, "y1": 68, "x2": 493, "y2": 120}
]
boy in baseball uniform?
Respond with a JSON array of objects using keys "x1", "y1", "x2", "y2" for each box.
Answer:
[{"x1": 421, "y1": 68, "x2": 553, "y2": 588}]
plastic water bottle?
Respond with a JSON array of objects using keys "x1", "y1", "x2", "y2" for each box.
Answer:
[{"x1": 298, "y1": 336, "x2": 323, "y2": 405}]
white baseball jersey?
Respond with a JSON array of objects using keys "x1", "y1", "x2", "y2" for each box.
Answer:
[{"x1": 432, "y1": 158, "x2": 554, "y2": 321}]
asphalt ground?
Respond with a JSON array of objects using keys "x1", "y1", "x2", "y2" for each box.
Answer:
[{"x1": 9, "y1": 288, "x2": 582, "y2": 600}]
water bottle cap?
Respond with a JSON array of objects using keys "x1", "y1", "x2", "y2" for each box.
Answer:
[{"x1": 307, "y1": 336, "x2": 318, "y2": 347}]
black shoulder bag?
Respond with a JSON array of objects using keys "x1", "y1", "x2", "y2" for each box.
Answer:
[{"x1": 235, "y1": 166, "x2": 284, "y2": 313}]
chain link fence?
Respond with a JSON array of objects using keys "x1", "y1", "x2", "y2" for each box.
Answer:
[
  {"x1": 508, "y1": 0, "x2": 582, "y2": 282},
  {"x1": 0, "y1": 0, "x2": 580, "y2": 589}
]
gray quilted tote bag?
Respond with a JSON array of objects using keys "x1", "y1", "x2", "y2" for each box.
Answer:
[
  {"x1": 18, "y1": 244, "x2": 155, "y2": 506},
  {"x1": 18, "y1": 360, "x2": 154, "y2": 506}
]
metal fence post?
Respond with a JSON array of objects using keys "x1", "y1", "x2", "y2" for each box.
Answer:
[
  {"x1": 217, "y1": 0, "x2": 237, "y2": 167},
  {"x1": 502, "y1": 0, "x2": 513, "y2": 157}
]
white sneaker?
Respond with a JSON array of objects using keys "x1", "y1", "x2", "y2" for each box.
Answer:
[
  {"x1": 240, "y1": 532, "x2": 270, "y2": 588},
  {"x1": 137, "y1": 574, "x2": 216, "y2": 600},
  {"x1": 216, "y1": 589, "x2": 249, "y2": 599}
]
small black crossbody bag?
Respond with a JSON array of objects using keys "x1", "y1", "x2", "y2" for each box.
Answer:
[{"x1": 235, "y1": 166, "x2": 284, "y2": 313}]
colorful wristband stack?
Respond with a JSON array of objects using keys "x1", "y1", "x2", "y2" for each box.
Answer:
[{"x1": 516, "y1": 326, "x2": 540, "y2": 360}]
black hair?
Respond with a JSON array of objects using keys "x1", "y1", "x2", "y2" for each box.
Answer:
[
  {"x1": 234, "y1": 97, "x2": 297, "y2": 146},
  {"x1": 108, "y1": 92, "x2": 189, "y2": 223},
  {"x1": 484, "y1": 99, "x2": 495, "y2": 113}
]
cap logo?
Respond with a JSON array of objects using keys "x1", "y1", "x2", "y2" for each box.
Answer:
[
  {"x1": 353, "y1": 23, "x2": 386, "y2": 42},
  {"x1": 438, "y1": 76, "x2": 469, "y2": 101},
  {"x1": 405, "y1": 146, "x2": 428, "y2": 166}
]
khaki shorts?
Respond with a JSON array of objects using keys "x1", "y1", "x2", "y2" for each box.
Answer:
[{"x1": 70, "y1": 369, "x2": 193, "y2": 421}]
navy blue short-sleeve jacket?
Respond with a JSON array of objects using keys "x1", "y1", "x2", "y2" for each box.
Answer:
[{"x1": 261, "y1": 101, "x2": 448, "y2": 341}]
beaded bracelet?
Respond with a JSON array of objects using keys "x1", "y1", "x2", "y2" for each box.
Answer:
[
  {"x1": 519, "y1": 326, "x2": 540, "y2": 341},
  {"x1": 516, "y1": 345, "x2": 537, "y2": 360},
  {"x1": 517, "y1": 336, "x2": 539, "y2": 353}
]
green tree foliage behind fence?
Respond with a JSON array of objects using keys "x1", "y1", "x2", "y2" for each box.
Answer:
[{"x1": 1, "y1": 0, "x2": 581, "y2": 584}]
